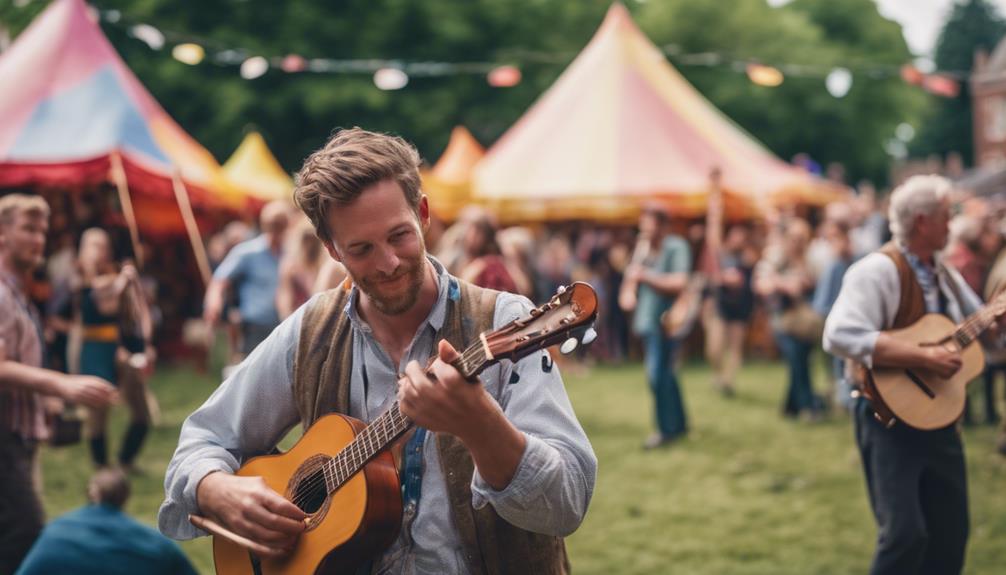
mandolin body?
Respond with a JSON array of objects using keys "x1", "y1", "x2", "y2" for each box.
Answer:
[
  {"x1": 869, "y1": 314, "x2": 985, "y2": 430},
  {"x1": 213, "y1": 413, "x2": 402, "y2": 575}
]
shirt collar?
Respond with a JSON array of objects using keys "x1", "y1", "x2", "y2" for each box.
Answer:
[
  {"x1": 898, "y1": 243, "x2": 943, "y2": 276},
  {"x1": 344, "y1": 255, "x2": 452, "y2": 335}
]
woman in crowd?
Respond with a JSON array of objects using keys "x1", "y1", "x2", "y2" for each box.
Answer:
[
  {"x1": 755, "y1": 218, "x2": 822, "y2": 420},
  {"x1": 711, "y1": 224, "x2": 758, "y2": 396},
  {"x1": 276, "y1": 220, "x2": 327, "y2": 320},
  {"x1": 75, "y1": 228, "x2": 154, "y2": 470}
]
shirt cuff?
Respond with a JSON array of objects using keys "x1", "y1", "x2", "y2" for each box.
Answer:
[
  {"x1": 182, "y1": 459, "x2": 235, "y2": 519},
  {"x1": 470, "y1": 432, "x2": 553, "y2": 510}
]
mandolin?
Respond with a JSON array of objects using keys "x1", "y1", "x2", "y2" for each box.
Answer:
[
  {"x1": 864, "y1": 292, "x2": 1006, "y2": 430},
  {"x1": 191, "y1": 282, "x2": 599, "y2": 575}
]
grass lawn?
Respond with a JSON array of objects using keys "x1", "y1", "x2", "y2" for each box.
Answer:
[{"x1": 39, "y1": 358, "x2": 1006, "y2": 574}]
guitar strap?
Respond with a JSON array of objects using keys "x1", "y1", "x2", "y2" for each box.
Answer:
[{"x1": 938, "y1": 263, "x2": 967, "y2": 320}]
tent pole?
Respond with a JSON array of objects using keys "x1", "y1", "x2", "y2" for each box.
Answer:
[
  {"x1": 170, "y1": 170, "x2": 213, "y2": 286},
  {"x1": 110, "y1": 151, "x2": 144, "y2": 269}
]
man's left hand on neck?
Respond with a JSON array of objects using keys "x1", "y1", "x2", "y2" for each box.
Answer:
[{"x1": 398, "y1": 339, "x2": 527, "y2": 490}]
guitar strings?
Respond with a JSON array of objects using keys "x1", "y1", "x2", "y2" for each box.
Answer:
[{"x1": 289, "y1": 342, "x2": 488, "y2": 509}]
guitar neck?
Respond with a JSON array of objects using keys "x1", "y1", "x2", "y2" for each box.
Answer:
[
  {"x1": 318, "y1": 339, "x2": 491, "y2": 492},
  {"x1": 951, "y1": 293, "x2": 1006, "y2": 348},
  {"x1": 314, "y1": 281, "x2": 598, "y2": 495}
]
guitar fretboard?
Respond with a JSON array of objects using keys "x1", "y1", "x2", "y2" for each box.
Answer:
[
  {"x1": 951, "y1": 291, "x2": 1006, "y2": 348},
  {"x1": 317, "y1": 341, "x2": 490, "y2": 493}
]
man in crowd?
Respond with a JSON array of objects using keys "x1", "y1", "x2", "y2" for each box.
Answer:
[
  {"x1": 16, "y1": 468, "x2": 197, "y2": 575},
  {"x1": 619, "y1": 204, "x2": 691, "y2": 449},
  {"x1": 824, "y1": 175, "x2": 1000, "y2": 574},
  {"x1": 203, "y1": 199, "x2": 290, "y2": 360},
  {"x1": 160, "y1": 128, "x2": 596, "y2": 573},
  {"x1": 0, "y1": 194, "x2": 117, "y2": 573}
]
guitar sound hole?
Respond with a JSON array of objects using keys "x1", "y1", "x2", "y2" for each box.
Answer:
[{"x1": 293, "y1": 471, "x2": 328, "y2": 514}]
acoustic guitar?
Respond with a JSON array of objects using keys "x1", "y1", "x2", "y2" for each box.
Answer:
[
  {"x1": 190, "y1": 282, "x2": 599, "y2": 574},
  {"x1": 864, "y1": 292, "x2": 1006, "y2": 430}
]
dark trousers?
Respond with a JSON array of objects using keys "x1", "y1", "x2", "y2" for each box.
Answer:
[
  {"x1": 643, "y1": 333, "x2": 687, "y2": 438},
  {"x1": 774, "y1": 333, "x2": 818, "y2": 415},
  {"x1": 0, "y1": 433, "x2": 45, "y2": 574},
  {"x1": 854, "y1": 399, "x2": 969, "y2": 575}
]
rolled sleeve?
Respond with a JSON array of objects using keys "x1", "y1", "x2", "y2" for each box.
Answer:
[
  {"x1": 467, "y1": 293, "x2": 597, "y2": 537},
  {"x1": 471, "y1": 433, "x2": 590, "y2": 536},
  {"x1": 822, "y1": 254, "x2": 898, "y2": 368}
]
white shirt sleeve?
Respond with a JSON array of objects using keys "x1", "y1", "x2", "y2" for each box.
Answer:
[
  {"x1": 468, "y1": 293, "x2": 597, "y2": 537},
  {"x1": 822, "y1": 253, "x2": 900, "y2": 369},
  {"x1": 157, "y1": 299, "x2": 310, "y2": 539}
]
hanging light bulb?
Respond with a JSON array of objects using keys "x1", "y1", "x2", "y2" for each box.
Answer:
[
  {"x1": 487, "y1": 65, "x2": 521, "y2": 88},
  {"x1": 281, "y1": 54, "x2": 307, "y2": 73},
  {"x1": 746, "y1": 63, "x2": 783, "y2": 87},
  {"x1": 240, "y1": 56, "x2": 269, "y2": 80},
  {"x1": 374, "y1": 68, "x2": 409, "y2": 90},
  {"x1": 130, "y1": 24, "x2": 165, "y2": 50},
  {"x1": 172, "y1": 43, "x2": 205, "y2": 66},
  {"x1": 825, "y1": 67, "x2": 852, "y2": 98}
]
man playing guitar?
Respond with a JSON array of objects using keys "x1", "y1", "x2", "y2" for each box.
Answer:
[
  {"x1": 158, "y1": 128, "x2": 596, "y2": 574},
  {"x1": 823, "y1": 175, "x2": 1004, "y2": 575}
]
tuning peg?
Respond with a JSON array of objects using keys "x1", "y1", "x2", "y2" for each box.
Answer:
[
  {"x1": 581, "y1": 327, "x2": 597, "y2": 346},
  {"x1": 556, "y1": 285, "x2": 567, "y2": 295},
  {"x1": 559, "y1": 337, "x2": 579, "y2": 355}
]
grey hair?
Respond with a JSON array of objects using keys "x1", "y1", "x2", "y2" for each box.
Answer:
[
  {"x1": 949, "y1": 214, "x2": 982, "y2": 246},
  {"x1": 888, "y1": 175, "x2": 952, "y2": 244}
]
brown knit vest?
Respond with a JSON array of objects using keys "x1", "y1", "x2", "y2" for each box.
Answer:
[{"x1": 292, "y1": 279, "x2": 571, "y2": 575}]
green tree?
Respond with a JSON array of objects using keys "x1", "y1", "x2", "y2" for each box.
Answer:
[{"x1": 911, "y1": 0, "x2": 1006, "y2": 166}]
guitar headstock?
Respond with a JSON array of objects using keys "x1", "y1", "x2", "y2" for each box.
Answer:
[{"x1": 483, "y1": 282, "x2": 599, "y2": 365}]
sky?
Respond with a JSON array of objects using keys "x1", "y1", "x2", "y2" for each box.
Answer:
[{"x1": 769, "y1": 0, "x2": 1006, "y2": 56}]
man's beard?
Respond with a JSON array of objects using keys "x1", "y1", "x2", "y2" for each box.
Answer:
[{"x1": 356, "y1": 251, "x2": 427, "y2": 316}]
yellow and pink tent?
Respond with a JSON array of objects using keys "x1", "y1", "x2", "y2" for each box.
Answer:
[
  {"x1": 421, "y1": 126, "x2": 485, "y2": 222},
  {"x1": 223, "y1": 131, "x2": 294, "y2": 208},
  {"x1": 473, "y1": 3, "x2": 846, "y2": 224}
]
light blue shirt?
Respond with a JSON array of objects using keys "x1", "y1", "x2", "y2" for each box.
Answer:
[
  {"x1": 632, "y1": 235, "x2": 691, "y2": 336},
  {"x1": 159, "y1": 257, "x2": 596, "y2": 574},
  {"x1": 213, "y1": 235, "x2": 281, "y2": 326}
]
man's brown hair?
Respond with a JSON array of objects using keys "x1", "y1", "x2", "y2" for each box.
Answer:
[
  {"x1": 0, "y1": 194, "x2": 50, "y2": 228},
  {"x1": 294, "y1": 127, "x2": 423, "y2": 245},
  {"x1": 87, "y1": 468, "x2": 130, "y2": 509}
]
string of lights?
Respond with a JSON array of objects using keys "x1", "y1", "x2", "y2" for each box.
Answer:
[{"x1": 19, "y1": 1, "x2": 964, "y2": 98}]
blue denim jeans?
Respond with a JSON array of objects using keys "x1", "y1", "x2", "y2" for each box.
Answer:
[
  {"x1": 774, "y1": 332, "x2": 818, "y2": 416},
  {"x1": 643, "y1": 333, "x2": 687, "y2": 438}
]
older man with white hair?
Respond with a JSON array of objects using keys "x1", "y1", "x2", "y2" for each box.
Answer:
[{"x1": 823, "y1": 175, "x2": 998, "y2": 575}]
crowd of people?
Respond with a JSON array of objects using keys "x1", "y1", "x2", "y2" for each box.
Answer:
[{"x1": 4, "y1": 129, "x2": 1006, "y2": 573}]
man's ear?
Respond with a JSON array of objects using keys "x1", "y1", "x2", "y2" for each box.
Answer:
[
  {"x1": 418, "y1": 194, "x2": 431, "y2": 234},
  {"x1": 323, "y1": 240, "x2": 343, "y2": 263}
]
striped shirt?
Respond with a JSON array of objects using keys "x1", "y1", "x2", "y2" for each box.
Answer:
[{"x1": 0, "y1": 269, "x2": 48, "y2": 441}]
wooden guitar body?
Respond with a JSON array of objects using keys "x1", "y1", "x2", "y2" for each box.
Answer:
[
  {"x1": 870, "y1": 314, "x2": 985, "y2": 430},
  {"x1": 214, "y1": 413, "x2": 402, "y2": 575}
]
